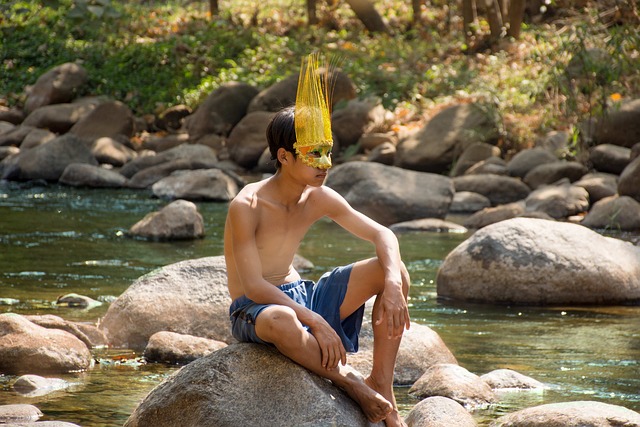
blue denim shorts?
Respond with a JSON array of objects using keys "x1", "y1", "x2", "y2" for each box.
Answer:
[{"x1": 229, "y1": 264, "x2": 365, "y2": 353}]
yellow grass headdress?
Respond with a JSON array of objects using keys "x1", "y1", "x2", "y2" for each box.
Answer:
[{"x1": 294, "y1": 53, "x2": 336, "y2": 170}]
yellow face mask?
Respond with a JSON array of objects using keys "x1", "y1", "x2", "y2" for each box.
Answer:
[{"x1": 297, "y1": 142, "x2": 332, "y2": 169}]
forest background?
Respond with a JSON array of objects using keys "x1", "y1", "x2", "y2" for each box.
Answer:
[{"x1": 1, "y1": 0, "x2": 639, "y2": 160}]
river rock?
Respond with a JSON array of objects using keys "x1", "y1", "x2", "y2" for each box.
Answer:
[
  {"x1": 450, "y1": 191, "x2": 491, "y2": 213},
  {"x1": 0, "y1": 146, "x2": 19, "y2": 161},
  {"x1": 506, "y1": 147, "x2": 558, "y2": 178},
  {"x1": 24, "y1": 314, "x2": 105, "y2": 349},
  {"x1": 436, "y1": 217, "x2": 640, "y2": 305},
  {"x1": 452, "y1": 174, "x2": 530, "y2": 206},
  {"x1": 395, "y1": 103, "x2": 500, "y2": 173},
  {"x1": 573, "y1": 172, "x2": 618, "y2": 203},
  {"x1": 349, "y1": 323, "x2": 458, "y2": 386},
  {"x1": 247, "y1": 68, "x2": 356, "y2": 114},
  {"x1": 59, "y1": 163, "x2": 128, "y2": 188},
  {"x1": 0, "y1": 313, "x2": 92, "y2": 374},
  {"x1": 463, "y1": 201, "x2": 526, "y2": 229},
  {"x1": 129, "y1": 199, "x2": 204, "y2": 240},
  {"x1": 227, "y1": 111, "x2": 275, "y2": 170},
  {"x1": 366, "y1": 141, "x2": 396, "y2": 165},
  {"x1": 151, "y1": 168, "x2": 241, "y2": 201},
  {"x1": 589, "y1": 143, "x2": 631, "y2": 174},
  {"x1": 406, "y1": 396, "x2": 477, "y2": 427},
  {"x1": 480, "y1": 369, "x2": 544, "y2": 390},
  {"x1": 489, "y1": 400, "x2": 640, "y2": 427},
  {"x1": 582, "y1": 195, "x2": 640, "y2": 231},
  {"x1": 128, "y1": 156, "x2": 220, "y2": 189},
  {"x1": 141, "y1": 132, "x2": 190, "y2": 152},
  {"x1": 24, "y1": 63, "x2": 88, "y2": 113},
  {"x1": 69, "y1": 100, "x2": 135, "y2": 140},
  {"x1": 155, "y1": 104, "x2": 191, "y2": 132},
  {"x1": 523, "y1": 161, "x2": 587, "y2": 189},
  {"x1": 332, "y1": 98, "x2": 390, "y2": 148},
  {"x1": 524, "y1": 183, "x2": 590, "y2": 219},
  {"x1": 0, "y1": 404, "x2": 42, "y2": 423},
  {"x1": 0, "y1": 125, "x2": 34, "y2": 147},
  {"x1": 450, "y1": 142, "x2": 501, "y2": 176},
  {"x1": 2, "y1": 133, "x2": 97, "y2": 182},
  {"x1": 186, "y1": 82, "x2": 259, "y2": 142},
  {"x1": 55, "y1": 293, "x2": 103, "y2": 309},
  {"x1": 409, "y1": 363, "x2": 496, "y2": 408},
  {"x1": 13, "y1": 375, "x2": 70, "y2": 397},
  {"x1": 143, "y1": 331, "x2": 227, "y2": 364},
  {"x1": 99, "y1": 256, "x2": 231, "y2": 350},
  {"x1": 595, "y1": 98, "x2": 640, "y2": 148},
  {"x1": 464, "y1": 156, "x2": 507, "y2": 175},
  {"x1": 22, "y1": 102, "x2": 96, "y2": 134},
  {"x1": 618, "y1": 155, "x2": 640, "y2": 202},
  {"x1": 21, "y1": 128, "x2": 57, "y2": 150},
  {"x1": 0, "y1": 106, "x2": 25, "y2": 125},
  {"x1": 120, "y1": 144, "x2": 218, "y2": 178},
  {"x1": 91, "y1": 136, "x2": 137, "y2": 166},
  {"x1": 326, "y1": 161, "x2": 454, "y2": 226},
  {"x1": 125, "y1": 343, "x2": 382, "y2": 427}
]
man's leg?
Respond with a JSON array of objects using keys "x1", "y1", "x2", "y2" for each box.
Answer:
[
  {"x1": 340, "y1": 258, "x2": 411, "y2": 427},
  {"x1": 254, "y1": 305, "x2": 393, "y2": 423}
]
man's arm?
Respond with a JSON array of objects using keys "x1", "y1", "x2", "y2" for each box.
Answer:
[
  {"x1": 320, "y1": 186, "x2": 410, "y2": 338},
  {"x1": 226, "y1": 197, "x2": 347, "y2": 369}
]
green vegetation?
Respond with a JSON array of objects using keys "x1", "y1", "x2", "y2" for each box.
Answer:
[{"x1": 1, "y1": 0, "x2": 639, "y2": 152}]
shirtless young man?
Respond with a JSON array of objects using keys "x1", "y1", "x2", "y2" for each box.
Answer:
[{"x1": 224, "y1": 55, "x2": 410, "y2": 427}]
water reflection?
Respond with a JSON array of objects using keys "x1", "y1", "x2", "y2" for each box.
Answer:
[{"x1": 0, "y1": 183, "x2": 639, "y2": 425}]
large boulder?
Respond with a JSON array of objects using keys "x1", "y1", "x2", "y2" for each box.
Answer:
[
  {"x1": 22, "y1": 101, "x2": 96, "y2": 134},
  {"x1": 185, "y1": 82, "x2": 259, "y2": 142},
  {"x1": 523, "y1": 161, "x2": 588, "y2": 189},
  {"x1": 69, "y1": 100, "x2": 135, "y2": 140},
  {"x1": 395, "y1": 103, "x2": 500, "y2": 173},
  {"x1": 325, "y1": 161, "x2": 454, "y2": 226},
  {"x1": 589, "y1": 143, "x2": 631, "y2": 174},
  {"x1": 573, "y1": 172, "x2": 618, "y2": 203},
  {"x1": 0, "y1": 313, "x2": 92, "y2": 375},
  {"x1": 436, "y1": 218, "x2": 640, "y2": 305},
  {"x1": 143, "y1": 331, "x2": 227, "y2": 364},
  {"x1": 24, "y1": 63, "x2": 88, "y2": 113},
  {"x1": 151, "y1": 168, "x2": 242, "y2": 201},
  {"x1": 120, "y1": 144, "x2": 218, "y2": 178},
  {"x1": 506, "y1": 147, "x2": 558, "y2": 178},
  {"x1": 331, "y1": 98, "x2": 390, "y2": 149},
  {"x1": 450, "y1": 142, "x2": 501, "y2": 177},
  {"x1": 125, "y1": 343, "x2": 382, "y2": 427},
  {"x1": 452, "y1": 174, "x2": 531, "y2": 206},
  {"x1": 227, "y1": 111, "x2": 275, "y2": 169},
  {"x1": 98, "y1": 256, "x2": 232, "y2": 350},
  {"x1": 595, "y1": 98, "x2": 640, "y2": 148},
  {"x1": 2, "y1": 133, "x2": 97, "y2": 182},
  {"x1": 524, "y1": 183, "x2": 590, "y2": 219},
  {"x1": 489, "y1": 400, "x2": 640, "y2": 427}
]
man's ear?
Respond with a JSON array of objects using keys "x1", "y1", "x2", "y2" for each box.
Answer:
[{"x1": 277, "y1": 148, "x2": 290, "y2": 164}]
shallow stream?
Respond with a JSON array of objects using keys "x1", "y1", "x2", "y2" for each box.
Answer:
[{"x1": 0, "y1": 182, "x2": 638, "y2": 425}]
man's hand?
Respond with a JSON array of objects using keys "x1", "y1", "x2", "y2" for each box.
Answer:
[
  {"x1": 375, "y1": 282, "x2": 410, "y2": 339},
  {"x1": 308, "y1": 313, "x2": 347, "y2": 370}
]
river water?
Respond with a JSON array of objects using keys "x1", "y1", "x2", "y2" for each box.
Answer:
[{"x1": 0, "y1": 181, "x2": 638, "y2": 425}]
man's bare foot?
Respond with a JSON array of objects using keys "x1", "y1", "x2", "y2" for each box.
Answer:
[
  {"x1": 342, "y1": 372, "x2": 393, "y2": 423},
  {"x1": 364, "y1": 376, "x2": 406, "y2": 427}
]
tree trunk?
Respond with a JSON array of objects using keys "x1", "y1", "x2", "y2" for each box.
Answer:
[
  {"x1": 412, "y1": 0, "x2": 422, "y2": 23},
  {"x1": 307, "y1": 0, "x2": 318, "y2": 25},
  {"x1": 484, "y1": 0, "x2": 503, "y2": 40},
  {"x1": 209, "y1": 0, "x2": 219, "y2": 16},
  {"x1": 507, "y1": 0, "x2": 526, "y2": 39},
  {"x1": 462, "y1": 0, "x2": 477, "y2": 39},
  {"x1": 344, "y1": 0, "x2": 389, "y2": 33}
]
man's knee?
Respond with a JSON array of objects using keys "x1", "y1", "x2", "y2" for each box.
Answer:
[{"x1": 255, "y1": 306, "x2": 301, "y2": 343}]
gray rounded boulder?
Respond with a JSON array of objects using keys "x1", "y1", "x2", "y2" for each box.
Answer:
[
  {"x1": 437, "y1": 218, "x2": 640, "y2": 305},
  {"x1": 125, "y1": 343, "x2": 382, "y2": 427}
]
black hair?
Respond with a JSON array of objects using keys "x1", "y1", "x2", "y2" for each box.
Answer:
[{"x1": 266, "y1": 105, "x2": 297, "y2": 169}]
